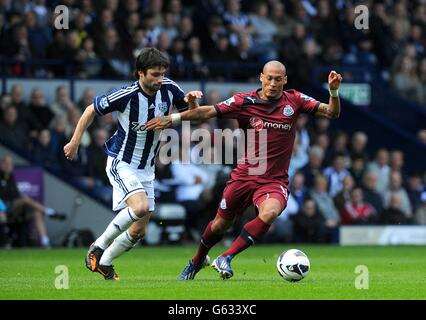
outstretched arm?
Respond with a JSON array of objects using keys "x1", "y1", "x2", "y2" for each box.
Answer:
[
  {"x1": 144, "y1": 105, "x2": 217, "y2": 131},
  {"x1": 315, "y1": 70, "x2": 343, "y2": 119},
  {"x1": 63, "y1": 104, "x2": 96, "y2": 160}
]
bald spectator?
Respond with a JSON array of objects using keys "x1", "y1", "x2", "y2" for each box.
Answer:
[
  {"x1": 383, "y1": 170, "x2": 412, "y2": 218},
  {"x1": 367, "y1": 149, "x2": 391, "y2": 194}
]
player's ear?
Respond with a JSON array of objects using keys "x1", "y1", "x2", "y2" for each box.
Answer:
[{"x1": 283, "y1": 75, "x2": 288, "y2": 85}]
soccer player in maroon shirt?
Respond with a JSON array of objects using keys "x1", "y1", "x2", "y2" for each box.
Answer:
[{"x1": 144, "y1": 61, "x2": 343, "y2": 280}]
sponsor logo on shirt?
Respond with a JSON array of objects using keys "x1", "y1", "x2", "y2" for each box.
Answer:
[
  {"x1": 220, "y1": 198, "x2": 227, "y2": 210},
  {"x1": 249, "y1": 117, "x2": 292, "y2": 131}
]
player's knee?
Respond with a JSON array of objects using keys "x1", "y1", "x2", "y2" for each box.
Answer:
[
  {"x1": 260, "y1": 208, "x2": 280, "y2": 224},
  {"x1": 131, "y1": 203, "x2": 150, "y2": 218},
  {"x1": 212, "y1": 216, "x2": 234, "y2": 233},
  {"x1": 128, "y1": 228, "x2": 144, "y2": 240}
]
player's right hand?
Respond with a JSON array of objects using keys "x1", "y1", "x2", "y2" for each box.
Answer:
[{"x1": 64, "y1": 142, "x2": 78, "y2": 160}]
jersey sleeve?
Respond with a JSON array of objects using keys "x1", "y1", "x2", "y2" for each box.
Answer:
[
  {"x1": 295, "y1": 91, "x2": 321, "y2": 114},
  {"x1": 93, "y1": 87, "x2": 130, "y2": 116},
  {"x1": 170, "y1": 82, "x2": 188, "y2": 112},
  {"x1": 214, "y1": 93, "x2": 244, "y2": 119}
]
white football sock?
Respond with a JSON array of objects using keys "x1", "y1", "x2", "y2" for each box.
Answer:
[
  {"x1": 95, "y1": 207, "x2": 139, "y2": 250},
  {"x1": 99, "y1": 230, "x2": 140, "y2": 266}
]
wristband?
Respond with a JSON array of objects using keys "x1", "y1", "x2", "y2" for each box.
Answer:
[
  {"x1": 329, "y1": 88, "x2": 339, "y2": 98},
  {"x1": 171, "y1": 113, "x2": 181, "y2": 126}
]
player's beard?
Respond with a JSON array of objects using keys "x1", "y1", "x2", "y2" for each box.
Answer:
[{"x1": 144, "y1": 80, "x2": 162, "y2": 93}]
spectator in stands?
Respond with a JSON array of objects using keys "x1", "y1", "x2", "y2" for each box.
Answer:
[
  {"x1": 301, "y1": 145, "x2": 324, "y2": 189},
  {"x1": 334, "y1": 174, "x2": 355, "y2": 212},
  {"x1": 171, "y1": 150, "x2": 210, "y2": 241},
  {"x1": 349, "y1": 156, "x2": 366, "y2": 187},
  {"x1": 269, "y1": 1, "x2": 297, "y2": 41},
  {"x1": 28, "y1": 87, "x2": 54, "y2": 134},
  {"x1": 24, "y1": 10, "x2": 51, "y2": 59},
  {"x1": 0, "y1": 155, "x2": 65, "y2": 247},
  {"x1": 85, "y1": 128, "x2": 112, "y2": 203},
  {"x1": 31, "y1": 129, "x2": 61, "y2": 173},
  {"x1": 50, "y1": 85, "x2": 74, "y2": 119},
  {"x1": 49, "y1": 115, "x2": 68, "y2": 155},
  {"x1": 406, "y1": 172, "x2": 424, "y2": 213},
  {"x1": 290, "y1": 172, "x2": 307, "y2": 209},
  {"x1": 361, "y1": 171, "x2": 384, "y2": 214},
  {"x1": 248, "y1": 1, "x2": 278, "y2": 61},
  {"x1": 418, "y1": 57, "x2": 426, "y2": 104},
  {"x1": 0, "y1": 105, "x2": 30, "y2": 151},
  {"x1": 309, "y1": 175, "x2": 340, "y2": 243},
  {"x1": 392, "y1": 55, "x2": 422, "y2": 102},
  {"x1": 75, "y1": 37, "x2": 102, "y2": 78},
  {"x1": 379, "y1": 192, "x2": 412, "y2": 225},
  {"x1": 349, "y1": 131, "x2": 369, "y2": 163},
  {"x1": 367, "y1": 148, "x2": 391, "y2": 195},
  {"x1": 390, "y1": 149, "x2": 407, "y2": 180},
  {"x1": 288, "y1": 134, "x2": 308, "y2": 179},
  {"x1": 340, "y1": 187, "x2": 376, "y2": 225},
  {"x1": 185, "y1": 36, "x2": 209, "y2": 79},
  {"x1": 66, "y1": 107, "x2": 91, "y2": 148},
  {"x1": 323, "y1": 153, "x2": 351, "y2": 198},
  {"x1": 295, "y1": 114, "x2": 310, "y2": 155},
  {"x1": 223, "y1": 0, "x2": 255, "y2": 48},
  {"x1": 292, "y1": 197, "x2": 325, "y2": 243},
  {"x1": 325, "y1": 130, "x2": 350, "y2": 166},
  {"x1": 77, "y1": 87, "x2": 95, "y2": 112},
  {"x1": 10, "y1": 84, "x2": 32, "y2": 126},
  {"x1": 383, "y1": 170, "x2": 412, "y2": 219}
]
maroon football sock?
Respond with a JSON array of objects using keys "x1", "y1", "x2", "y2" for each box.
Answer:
[
  {"x1": 222, "y1": 216, "x2": 271, "y2": 257},
  {"x1": 192, "y1": 220, "x2": 224, "y2": 265}
]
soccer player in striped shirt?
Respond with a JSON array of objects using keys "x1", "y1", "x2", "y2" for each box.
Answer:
[
  {"x1": 145, "y1": 61, "x2": 342, "y2": 280},
  {"x1": 64, "y1": 48, "x2": 202, "y2": 280}
]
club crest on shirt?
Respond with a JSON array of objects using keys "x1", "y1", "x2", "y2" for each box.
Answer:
[
  {"x1": 283, "y1": 105, "x2": 294, "y2": 117},
  {"x1": 158, "y1": 102, "x2": 168, "y2": 113}
]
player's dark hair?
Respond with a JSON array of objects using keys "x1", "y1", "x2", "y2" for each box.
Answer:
[{"x1": 134, "y1": 47, "x2": 169, "y2": 79}]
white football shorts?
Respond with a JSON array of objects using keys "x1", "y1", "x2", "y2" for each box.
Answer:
[{"x1": 106, "y1": 156, "x2": 155, "y2": 212}]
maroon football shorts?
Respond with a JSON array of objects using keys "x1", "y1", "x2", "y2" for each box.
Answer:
[{"x1": 217, "y1": 179, "x2": 289, "y2": 221}]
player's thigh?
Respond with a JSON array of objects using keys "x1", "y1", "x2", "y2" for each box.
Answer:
[
  {"x1": 217, "y1": 180, "x2": 256, "y2": 220},
  {"x1": 253, "y1": 183, "x2": 289, "y2": 223},
  {"x1": 106, "y1": 157, "x2": 149, "y2": 214}
]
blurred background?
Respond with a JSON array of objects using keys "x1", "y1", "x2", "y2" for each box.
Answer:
[{"x1": 0, "y1": 0, "x2": 425, "y2": 249}]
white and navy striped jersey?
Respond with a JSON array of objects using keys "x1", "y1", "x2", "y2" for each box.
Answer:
[{"x1": 93, "y1": 77, "x2": 188, "y2": 181}]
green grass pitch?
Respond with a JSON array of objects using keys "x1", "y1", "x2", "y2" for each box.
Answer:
[{"x1": 0, "y1": 245, "x2": 425, "y2": 300}]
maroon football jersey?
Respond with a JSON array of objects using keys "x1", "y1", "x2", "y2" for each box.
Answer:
[{"x1": 214, "y1": 89, "x2": 320, "y2": 184}]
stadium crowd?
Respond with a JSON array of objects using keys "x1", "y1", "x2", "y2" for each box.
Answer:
[
  {"x1": 0, "y1": 0, "x2": 426, "y2": 247},
  {"x1": 0, "y1": 0, "x2": 425, "y2": 102}
]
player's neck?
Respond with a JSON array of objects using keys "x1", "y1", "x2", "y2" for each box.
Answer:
[
  {"x1": 257, "y1": 89, "x2": 282, "y2": 102},
  {"x1": 138, "y1": 79, "x2": 157, "y2": 97}
]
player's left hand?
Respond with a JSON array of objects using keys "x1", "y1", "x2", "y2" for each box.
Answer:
[
  {"x1": 184, "y1": 91, "x2": 203, "y2": 105},
  {"x1": 144, "y1": 115, "x2": 172, "y2": 131},
  {"x1": 328, "y1": 70, "x2": 343, "y2": 90}
]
